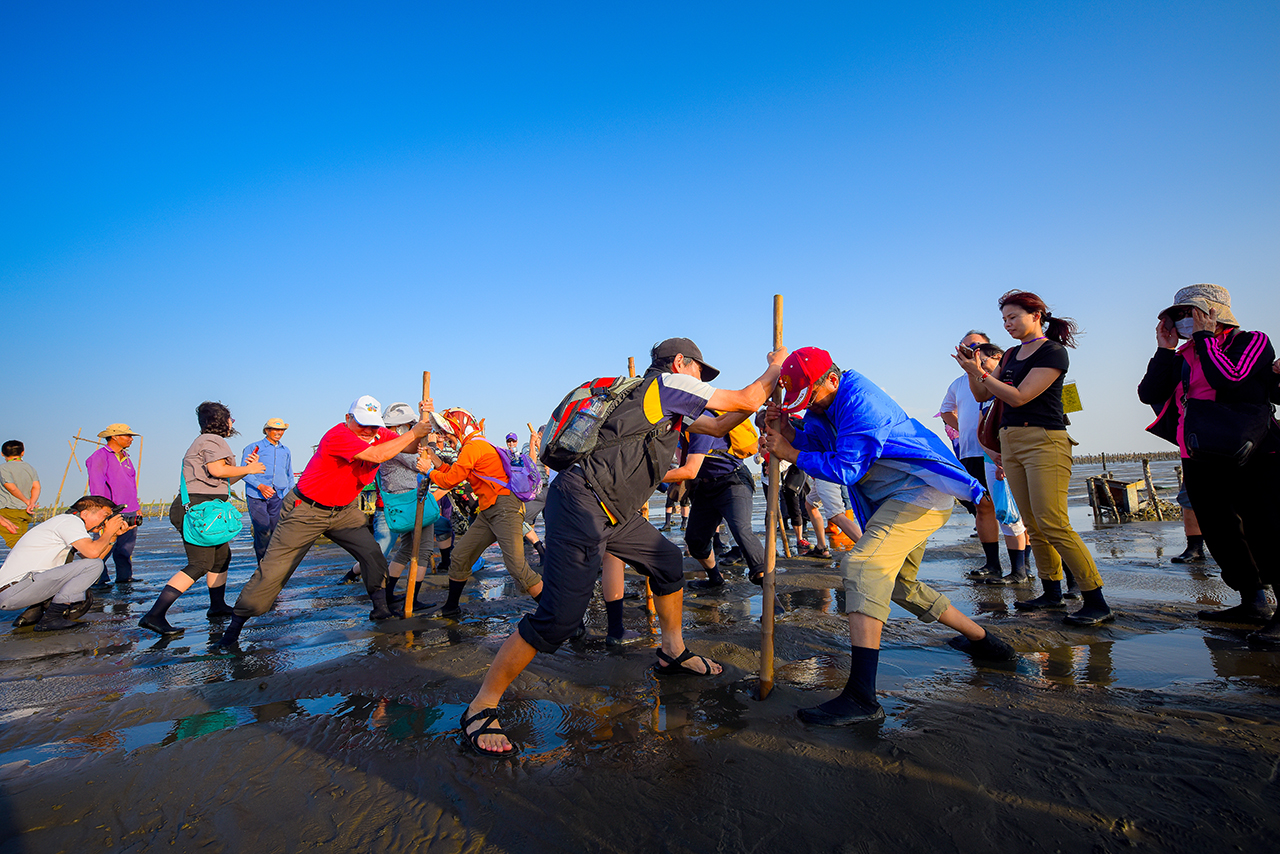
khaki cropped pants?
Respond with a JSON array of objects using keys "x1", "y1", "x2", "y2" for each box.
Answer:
[
  {"x1": 1000, "y1": 426, "x2": 1102, "y2": 590},
  {"x1": 448, "y1": 492, "x2": 542, "y2": 594},
  {"x1": 842, "y1": 499, "x2": 952, "y2": 624}
]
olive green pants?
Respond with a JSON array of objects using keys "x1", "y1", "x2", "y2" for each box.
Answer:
[{"x1": 1000, "y1": 426, "x2": 1102, "y2": 590}]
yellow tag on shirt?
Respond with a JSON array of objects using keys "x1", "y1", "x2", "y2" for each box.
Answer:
[{"x1": 1062, "y1": 381, "x2": 1083, "y2": 413}]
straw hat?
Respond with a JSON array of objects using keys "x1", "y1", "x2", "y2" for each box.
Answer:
[
  {"x1": 1159, "y1": 283, "x2": 1239, "y2": 327},
  {"x1": 263, "y1": 418, "x2": 289, "y2": 431},
  {"x1": 98, "y1": 423, "x2": 140, "y2": 439}
]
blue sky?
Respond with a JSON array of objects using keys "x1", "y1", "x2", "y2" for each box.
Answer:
[{"x1": 4, "y1": 2, "x2": 1277, "y2": 503}]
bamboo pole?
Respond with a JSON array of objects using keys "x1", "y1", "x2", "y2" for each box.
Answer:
[
  {"x1": 630, "y1": 356, "x2": 657, "y2": 617},
  {"x1": 403, "y1": 371, "x2": 431, "y2": 618},
  {"x1": 760, "y1": 294, "x2": 783, "y2": 699},
  {"x1": 54, "y1": 430, "x2": 83, "y2": 511},
  {"x1": 1141, "y1": 458, "x2": 1163, "y2": 521}
]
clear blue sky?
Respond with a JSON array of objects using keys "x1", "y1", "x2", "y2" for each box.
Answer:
[{"x1": 4, "y1": 2, "x2": 1277, "y2": 503}]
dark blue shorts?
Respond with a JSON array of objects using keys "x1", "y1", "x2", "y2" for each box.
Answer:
[{"x1": 518, "y1": 468, "x2": 685, "y2": 653}]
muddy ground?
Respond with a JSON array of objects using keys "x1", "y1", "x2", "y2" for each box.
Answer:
[{"x1": 1, "y1": 462, "x2": 1277, "y2": 853}]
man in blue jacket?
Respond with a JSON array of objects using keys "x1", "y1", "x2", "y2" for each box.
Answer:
[
  {"x1": 241, "y1": 418, "x2": 294, "y2": 565},
  {"x1": 763, "y1": 347, "x2": 1016, "y2": 726}
]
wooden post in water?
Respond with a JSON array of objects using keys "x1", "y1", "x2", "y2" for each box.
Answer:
[
  {"x1": 403, "y1": 371, "x2": 431, "y2": 618},
  {"x1": 630, "y1": 356, "x2": 657, "y2": 617},
  {"x1": 759, "y1": 294, "x2": 783, "y2": 699},
  {"x1": 54, "y1": 430, "x2": 83, "y2": 512},
  {"x1": 1142, "y1": 458, "x2": 1163, "y2": 521}
]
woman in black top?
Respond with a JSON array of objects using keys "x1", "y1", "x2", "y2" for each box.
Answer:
[{"x1": 954, "y1": 290, "x2": 1110, "y2": 626}]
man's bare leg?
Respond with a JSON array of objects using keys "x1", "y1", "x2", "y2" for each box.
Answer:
[
  {"x1": 463, "y1": 588, "x2": 722, "y2": 752},
  {"x1": 464, "y1": 632, "x2": 538, "y2": 754}
]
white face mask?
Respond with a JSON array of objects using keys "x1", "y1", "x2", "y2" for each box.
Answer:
[{"x1": 1175, "y1": 318, "x2": 1196, "y2": 338}]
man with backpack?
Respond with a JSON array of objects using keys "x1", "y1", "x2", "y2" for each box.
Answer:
[
  {"x1": 459, "y1": 338, "x2": 787, "y2": 756},
  {"x1": 420, "y1": 409, "x2": 544, "y2": 616}
]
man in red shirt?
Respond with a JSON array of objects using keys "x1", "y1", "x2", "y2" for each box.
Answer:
[
  {"x1": 420, "y1": 408, "x2": 543, "y2": 616},
  {"x1": 217, "y1": 396, "x2": 432, "y2": 648}
]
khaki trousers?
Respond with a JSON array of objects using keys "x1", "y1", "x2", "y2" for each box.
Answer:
[
  {"x1": 233, "y1": 490, "x2": 388, "y2": 617},
  {"x1": 448, "y1": 492, "x2": 542, "y2": 593},
  {"x1": 842, "y1": 499, "x2": 952, "y2": 624},
  {"x1": 1000, "y1": 426, "x2": 1102, "y2": 590}
]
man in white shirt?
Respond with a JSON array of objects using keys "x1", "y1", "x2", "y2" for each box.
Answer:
[{"x1": 0, "y1": 495, "x2": 133, "y2": 631}]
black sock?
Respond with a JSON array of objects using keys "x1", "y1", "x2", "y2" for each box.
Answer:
[
  {"x1": 1063, "y1": 564, "x2": 1078, "y2": 589},
  {"x1": 387, "y1": 575, "x2": 402, "y2": 597},
  {"x1": 705, "y1": 564, "x2": 724, "y2": 583},
  {"x1": 147, "y1": 585, "x2": 183, "y2": 619},
  {"x1": 444, "y1": 579, "x2": 466, "y2": 610},
  {"x1": 1187, "y1": 534, "x2": 1205, "y2": 552},
  {"x1": 606, "y1": 598, "x2": 625, "y2": 638},
  {"x1": 1008, "y1": 547, "x2": 1027, "y2": 573},
  {"x1": 664, "y1": 511, "x2": 672, "y2": 526},
  {"x1": 438, "y1": 546, "x2": 452, "y2": 573},
  {"x1": 817, "y1": 646, "x2": 880, "y2": 714},
  {"x1": 981, "y1": 541, "x2": 1001, "y2": 567},
  {"x1": 207, "y1": 584, "x2": 227, "y2": 608}
]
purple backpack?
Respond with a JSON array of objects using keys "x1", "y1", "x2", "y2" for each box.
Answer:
[{"x1": 474, "y1": 439, "x2": 542, "y2": 502}]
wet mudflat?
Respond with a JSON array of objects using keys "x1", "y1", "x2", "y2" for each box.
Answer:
[{"x1": 1, "y1": 463, "x2": 1278, "y2": 854}]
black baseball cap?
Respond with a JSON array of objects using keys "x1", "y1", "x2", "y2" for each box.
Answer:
[{"x1": 651, "y1": 337, "x2": 720, "y2": 381}]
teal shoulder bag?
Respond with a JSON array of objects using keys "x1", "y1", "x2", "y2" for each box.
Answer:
[{"x1": 181, "y1": 469, "x2": 244, "y2": 547}]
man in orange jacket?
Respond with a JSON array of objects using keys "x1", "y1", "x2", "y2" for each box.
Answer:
[{"x1": 420, "y1": 408, "x2": 543, "y2": 616}]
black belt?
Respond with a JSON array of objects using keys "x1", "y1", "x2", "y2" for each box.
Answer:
[{"x1": 294, "y1": 489, "x2": 344, "y2": 512}]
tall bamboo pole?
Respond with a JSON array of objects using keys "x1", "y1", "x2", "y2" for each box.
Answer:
[
  {"x1": 759, "y1": 295, "x2": 783, "y2": 699},
  {"x1": 54, "y1": 430, "x2": 83, "y2": 511},
  {"x1": 403, "y1": 371, "x2": 430, "y2": 618}
]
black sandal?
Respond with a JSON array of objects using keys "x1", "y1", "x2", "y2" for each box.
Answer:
[
  {"x1": 459, "y1": 708, "x2": 518, "y2": 757},
  {"x1": 653, "y1": 648, "x2": 718, "y2": 677}
]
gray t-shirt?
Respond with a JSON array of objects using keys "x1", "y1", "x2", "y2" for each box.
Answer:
[
  {"x1": 182, "y1": 434, "x2": 235, "y2": 495},
  {"x1": 0, "y1": 460, "x2": 38, "y2": 510},
  {"x1": 857, "y1": 460, "x2": 954, "y2": 513},
  {"x1": 378, "y1": 451, "x2": 420, "y2": 494}
]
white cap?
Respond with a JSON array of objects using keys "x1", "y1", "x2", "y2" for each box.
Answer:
[{"x1": 348, "y1": 395, "x2": 386, "y2": 427}]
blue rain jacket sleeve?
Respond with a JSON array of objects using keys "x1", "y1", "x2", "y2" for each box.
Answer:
[{"x1": 791, "y1": 370, "x2": 984, "y2": 526}]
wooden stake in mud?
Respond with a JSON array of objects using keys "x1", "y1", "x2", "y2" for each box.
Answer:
[
  {"x1": 759, "y1": 294, "x2": 783, "y2": 699},
  {"x1": 631, "y1": 356, "x2": 657, "y2": 616},
  {"x1": 403, "y1": 371, "x2": 431, "y2": 618},
  {"x1": 1142, "y1": 458, "x2": 1163, "y2": 521}
]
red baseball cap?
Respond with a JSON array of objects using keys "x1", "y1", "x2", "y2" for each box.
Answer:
[{"x1": 778, "y1": 347, "x2": 834, "y2": 413}]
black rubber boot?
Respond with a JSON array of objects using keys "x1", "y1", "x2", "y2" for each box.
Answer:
[
  {"x1": 1062, "y1": 565, "x2": 1082, "y2": 600},
  {"x1": 1170, "y1": 535, "x2": 1206, "y2": 564},
  {"x1": 139, "y1": 585, "x2": 185, "y2": 636},
  {"x1": 1015, "y1": 578, "x2": 1065, "y2": 610},
  {"x1": 436, "y1": 546, "x2": 452, "y2": 575},
  {"x1": 12, "y1": 599, "x2": 51, "y2": 628},
  {"x1": 67, "y1": 591, "x2": 94, "y2": 620},
  {"x1": 966, "y1": 542, "x2": 1003, "y2": 580},
  {"x1": 987, "y1": 547, "x2": 1031, "y2": 585},
  {"x1": 369, "y1": 588, "x2": 395, "y2": 621},
  {"x1": 34, "y1": 602, "x2": 85, "y2": 632},
  {"x1": 1064, "y1": 587, "x2": 1114, "y2": 626},
  {"x1": 1198, "y1": 590, "x2": 1274, "y2": 625},
  {"x1": 1247, "y1": 613, "x2": 1280, "y2": 649},
  {"x1": 206, "y1": 584, "x2": 235, "y2": 619}
]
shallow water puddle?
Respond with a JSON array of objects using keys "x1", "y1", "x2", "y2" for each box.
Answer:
[{"x1": 1021, "y1": 628, "x2": 1280, "y2": 690}]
